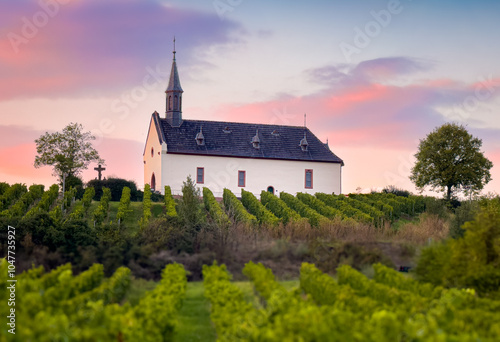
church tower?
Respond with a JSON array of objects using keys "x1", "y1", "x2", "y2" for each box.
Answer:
[{"x1": 165, "y1": 38, "x2": 183, "y2": 127}]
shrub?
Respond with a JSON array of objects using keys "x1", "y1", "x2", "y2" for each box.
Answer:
[
  {"x1": 139, "y1": 184, "x2": 152, "y2": 228},
  {"x1": 203, "y1": 187, "x2": 230, "y2": 226},
  {"x1": 0, "y1": 183, "x2": 27, "y2": 211},
  {"x1": 260, "y1": 190, "x2": 301, "y2": 225},
  {"x1": 222, "y1": 188, "x2": 257, "y2": 225},
  {"x1": 241, "y1": 189, "x2": 279, "y2": 225},
  {"x1": 279, "y1": 192, "x2": 329, "y2": 227},
  {"x1": 415, "y1": 201, "x2": 500, "y2": 297},
  {"x1": 116, "y1": 186, "x2": 132, "y2": 224},
  {"x1": 87, "y1": 178, "x2": 140, "y2": 201},
  {"x1": 82, "y1": 187, "x2": 95, "y2": 212},
  {"x1": 297, "y1": 192, "x2": 344, "y2": 220},
  {"x1": 24, "y1": 184, "x2": 59, "y2": 218},
  {"x1": 164, "y1": 185, "x2": 177, "y2": 217}
]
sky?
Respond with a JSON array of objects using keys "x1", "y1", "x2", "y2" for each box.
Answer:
[{"x1": 1, "y1": 0, "x2": 500, "y2": 197}]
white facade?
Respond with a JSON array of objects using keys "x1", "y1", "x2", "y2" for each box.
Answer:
[
  {"x1": 160, "y1": 154, "x2": 342, "y2": 198},
  {"x1": 143, "y1": 116, "x2": 165, "y2": 191}
]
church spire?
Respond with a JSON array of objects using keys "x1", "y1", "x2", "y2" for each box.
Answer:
[{"x1": 166, "y1": 37, "x2": 183, "y2": 127}]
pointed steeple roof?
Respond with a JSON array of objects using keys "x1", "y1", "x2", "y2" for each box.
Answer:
[{"x1": 167, "y1": 38, "x2": 183, "y2": 92}]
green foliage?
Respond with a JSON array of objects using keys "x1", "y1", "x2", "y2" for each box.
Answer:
[
  {"x1": 317, "y1": 193, "x2": 381, "y2": 226},
  {"x1": 260, "y1": 190, "x2": 302, "y2": 225},
  {"x1": 24, "y1": 184, "x2": 59, "y2": 218},
  {"x1": 415, "y1": 201, "x2": 500, "y2": 298},
  {"x1": 87, "y1": 178, "x2": 140, "y2": 201},
  {"x1": 203, "y1": 262, "x2": 258, "y2": 339},
  {"x1": 296, "y1": 192, "x2": 345, "y2": 220},
  {"x1": 82, "y1": 186, "x2": 95, "y2": 211},
  {"x1": 241, "y1": 189, "x2": 279, "y2": 225},
  {"x1": 0, "y1": 184, "x2": 44, "y2": 218},
  {"x1": 450, "y1": 200, "x2": 481, "y2": 238},
  {"x1": 242, "y1": 261, "x2": 284, "y2": 300},
  {"x1": 222, "y1": 188, "x2": 257, "y2": 225},
  {"x1": 177, "y1": 176, "x2": 205, "y2": 233},
  {"x1": 139, "y1": 184, "x2": 152, "y2": 228},
  {"x1": 411, "y1": 123, "x2": 493, "y2": 200},
  {"x1": 63, "y1": 186, "x2": 77, "y2": 210},
  {"x1": 0, "y1": 182, "x2": 9, "y2": 196},
  {"x1": 34, "y1": 122, "x2": 104, "y2": 182},
  {"x1": 164, "y1": 185, "x2": 177, "y2": 217},
  {"x1": 280, "y1": 191, "x2": 329, "y2": 227},
  {"x1": 116, "y1": 186, "x2": 132, "y2": 224},
  {"x1": 0, "y1": 183, "x2": 27, "y2": 211},
  {"x1": 92, "y1": 187, "x2": 112, "y2": 226},
  {"x1": 203, "y1": 187, "x2": 230, "y2": 226}
]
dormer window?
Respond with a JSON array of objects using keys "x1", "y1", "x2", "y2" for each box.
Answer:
[
  {"x1": 251, "y1": 129, "x2": 260, "y2": 149},
  {"x1": 195, "y1": 126, "x2": 205, "y2": 146},
  {"x1": 300, "y1": 132, "x2": 308, "y2": 152},
  {"x1": 223, "y1": 126, "x2": 232, "y2": 133},
  {"x1": 271, "y1": 130, "x2": 280, "y2": 137}
]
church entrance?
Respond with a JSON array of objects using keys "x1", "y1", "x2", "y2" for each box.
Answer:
[
  {"x1": 267, "y1": 186, "x2": 274, "y2": 194},
  {"x1": 151, "y1": 173, "x2": 156, "y2": 192}
]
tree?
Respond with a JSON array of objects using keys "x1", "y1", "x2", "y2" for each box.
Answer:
[
  {"x1": 410, "y1": 123, "x2": 493, "y2": 200},
  {"x1": 34, "y1": 123, "x2": 104, "y2": 183}
]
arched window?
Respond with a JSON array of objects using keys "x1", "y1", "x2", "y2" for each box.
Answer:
[
  {"x1": 174, "y1": 95, "x2": 178, "y2": 110},
  {"x1": 179, "y1": 96, "x2": 182, "y2": 111},
  {"x1": 168, "y1": 96, "x2": 172, "y2": 110},
  {"x1": 151, "y1": 173, "x2": 156, "y2": 192},
  {"x1": 151, "y1": 147, "x2": 154, "y2": 157}
]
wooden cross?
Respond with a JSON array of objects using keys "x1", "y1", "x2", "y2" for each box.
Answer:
[{"x1": 94, "y1": 164, "x2": 106, "y2": 181}]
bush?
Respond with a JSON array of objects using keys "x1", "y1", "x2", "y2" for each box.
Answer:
[
  {"x1": 139, "y1": 184, "x2": 152, "y2": 228},
  {"x1": 297, "y1": 192, "x2": 344, "y2": 220},
  {"x1": 164, "y1": 186, "x2": 177, "y2": 217},
  {"x1": 0, "y1": 183, "x2": 27, "y2": 211},
  {"x1": 82, "y1": 187, "x2": 95, "y2": 212},
  {"x1": 203, "y1": 187, "x2": 230, "y2": 226},
  {"x1": 87, "y1": 178, "x2": 139, "y2": 201},
  {"x1": 415, "y1": 201, "x2": 500, "y2": 298},
  {"x1": 241, "y1": 189, "x2": 279, "y2": 225},
  {"x1": 24, "y1": 184, "x2": 59, "y2": 218},
  {"x1": 279, "y1": 192, "x2": 329, "y2": 227},
  {"x1": 116, "y1": 187, "x2": 132, "y2": 224},
  {"x1": 222, "y1": 188, "x2": 257, "y2": 225},
  {"x1": 260, "y1": 191, "x2": 301, "y2": 225}
]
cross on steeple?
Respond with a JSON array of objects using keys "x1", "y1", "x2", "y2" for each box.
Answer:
[{"x1": 94, "y1": 164, "x2": 106, "y2": 181}]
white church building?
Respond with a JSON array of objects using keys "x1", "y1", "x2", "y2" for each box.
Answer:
[{"x1": 144, "y1": 48, "x2": 344, "y2": 197}]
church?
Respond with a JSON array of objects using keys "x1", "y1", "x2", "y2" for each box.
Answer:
[{"x1": 143, "y1": 47, "x2": 344, "y2": 198}]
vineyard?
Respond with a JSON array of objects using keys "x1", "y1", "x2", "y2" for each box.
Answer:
[
  {"x1": 4, "y1": 258, "x2": 498, "y2": 341},
  {"x1": 203, "y1": 261, "x2": 500, "y2": 341},
  {"x1": 2, "y1": 180, "x2": 499, "y2": 340},
  {"x1": 0, "y1": 182, "x2": 441, "y2": 230}
]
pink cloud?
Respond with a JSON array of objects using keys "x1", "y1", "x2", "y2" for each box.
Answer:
[
  {"x1": 0, "y1": 136, "x2": 143, "y2": 188},
  {"x1": 0, "y1": 1, "x2": 244, "y2": 100}
]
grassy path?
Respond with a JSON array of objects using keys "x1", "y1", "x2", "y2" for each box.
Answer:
[{"x1": 174, "y1": 282, "x2": 216, "y2": 342}]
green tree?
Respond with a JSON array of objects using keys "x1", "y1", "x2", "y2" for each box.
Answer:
[
  {"x1": 34, "y1": 123, "x2": 104, "y2": 183},
  {"x1": 177, "y1": 176, "x2": 206, "y2": 252},
  {"x1": 410, "y1": 123, "x2": 493, "y2": 200}
]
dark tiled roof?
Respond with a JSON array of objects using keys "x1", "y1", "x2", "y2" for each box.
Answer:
[{"x1": 159, "y1": 118, "x2": 343, "y2": 164}]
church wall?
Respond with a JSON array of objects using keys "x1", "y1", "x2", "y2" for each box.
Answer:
[
  {"x1": 143, "y1": 118, "x2": 163, "y2": 192},
  {"x1": 161, "y1": 153, "x2": 342, "y2": 197}
]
